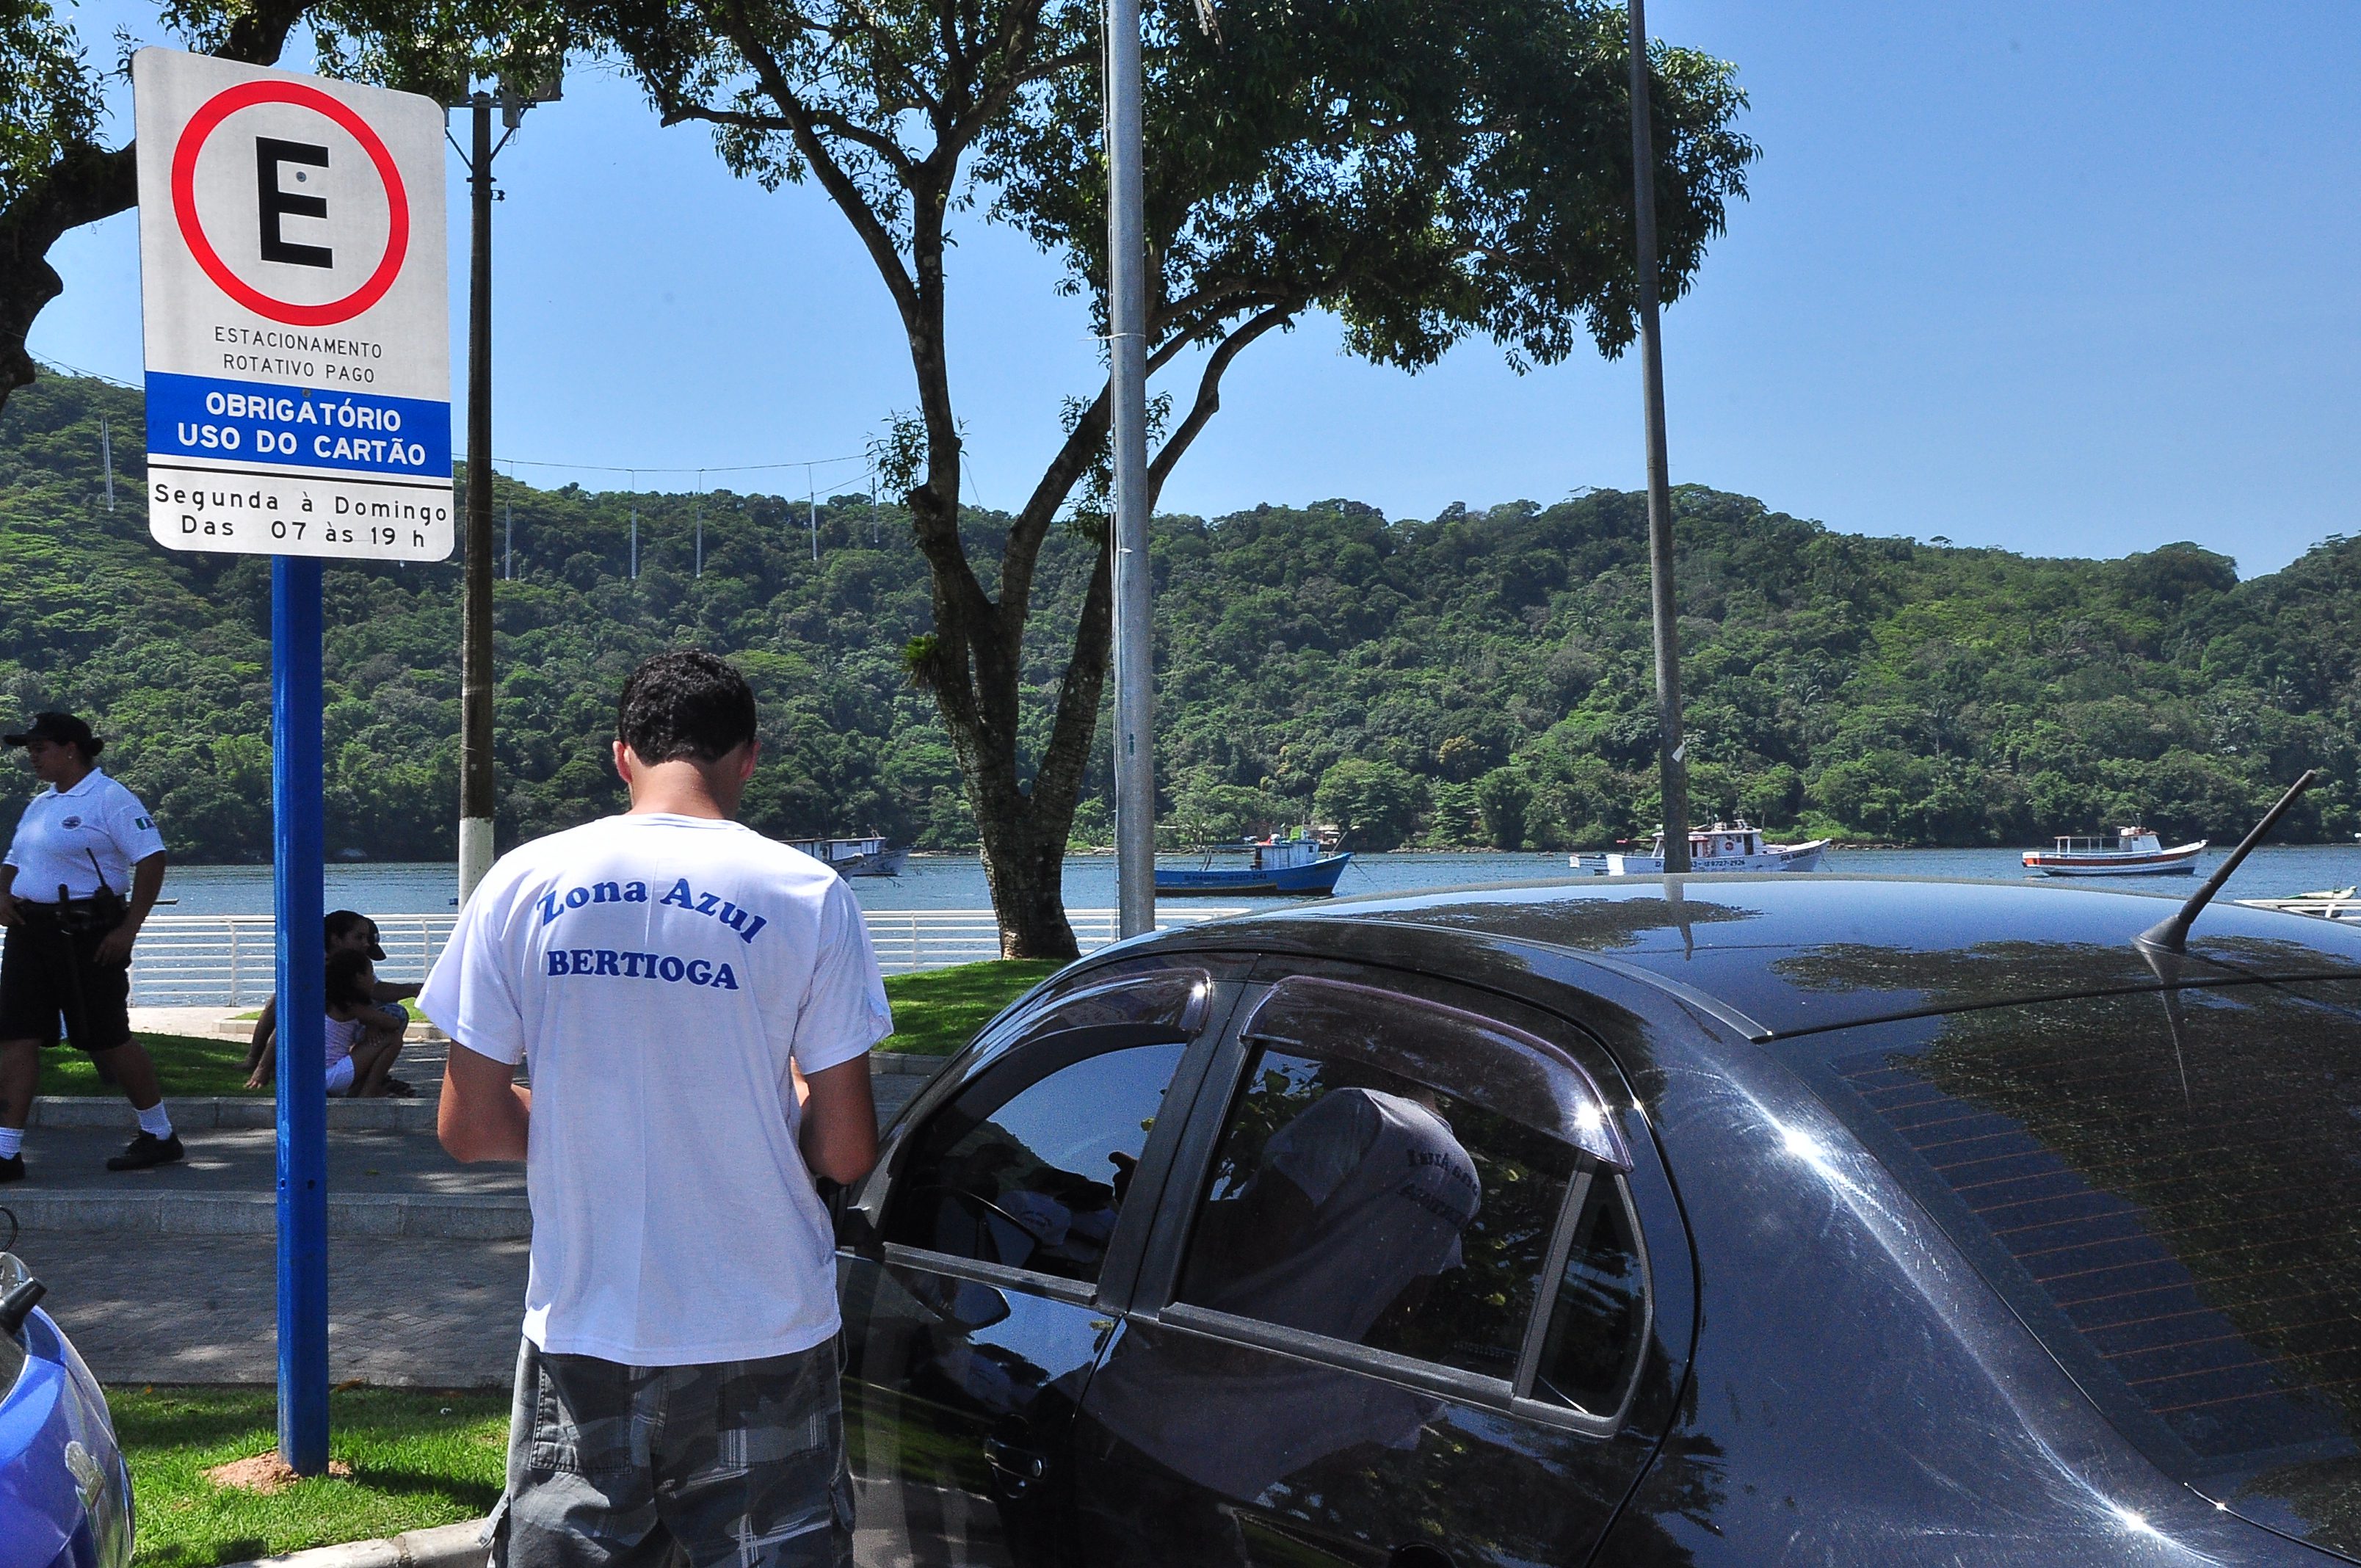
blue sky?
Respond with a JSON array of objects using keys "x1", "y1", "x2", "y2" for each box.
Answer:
[{"x1": 31, "y1": 1, "x2": 2361, "y2": 574}]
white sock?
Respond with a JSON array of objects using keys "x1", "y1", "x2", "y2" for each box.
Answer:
[
  {"x1": 0, "y1": 1127, "x2": 21, "y2": 1158},
  {"x1": 136, "y1": 1103, "x2": 173, "y2": 1139}
]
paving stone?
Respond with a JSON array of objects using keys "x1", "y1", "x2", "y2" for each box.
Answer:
[{"x1": 10, "y1": 1231, "x2": 529, "y2": 1387}]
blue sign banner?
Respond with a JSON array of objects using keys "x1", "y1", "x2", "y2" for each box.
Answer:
[{"x1": 145, "y1": 371, "x2": 451, "y2": 479}]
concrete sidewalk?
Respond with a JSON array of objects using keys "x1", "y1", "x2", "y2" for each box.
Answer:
[{"x1": 14, "y1": 1231, "x2": 527, "y2": 1386}]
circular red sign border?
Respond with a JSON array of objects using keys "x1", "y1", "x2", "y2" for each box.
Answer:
[{"x1": 170, "y1": 79, "x2": 410, "y2": 327}]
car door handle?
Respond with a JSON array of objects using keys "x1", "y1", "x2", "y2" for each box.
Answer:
[{"x1": 983, "y1": 1436, "x2": 1049, "y2": 1495}]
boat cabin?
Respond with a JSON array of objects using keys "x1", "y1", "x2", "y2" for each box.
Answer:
[
  {"x1": 1252, "y1": 835, "x2": 1327, "y2": 871},
  {"x1": 1656, "y1": 821, "x2": 1769, "y2": 857},
  {"x1": 2048, "y1": 827, "x2": 2165, "y2": 854}
]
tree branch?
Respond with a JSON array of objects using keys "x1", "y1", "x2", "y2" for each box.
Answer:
[
  {"x1": 999, "y1": 381, "x2": 1110, "y2": 623},
  {"x1": 702, "y1": 0, "x2": 923, "y2": 323},
  {"x1": 658, "y1": 95, "x2": 916, "y2": 173},
  {"x1": 1147, "y1": 302, "x2": 1297, "y2": 506},
  {"x1": 0, "y1": 0, "x2": 312, "y2": 404}
]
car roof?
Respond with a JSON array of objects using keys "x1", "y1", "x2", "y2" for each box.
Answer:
[{"x1": 1148, "y1": 874, "x2": 2361, "y2": 1040}]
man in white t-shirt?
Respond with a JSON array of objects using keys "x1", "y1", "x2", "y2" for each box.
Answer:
[{"x1": 423, "y1": 651, "x2": 890, "y2": 1568}]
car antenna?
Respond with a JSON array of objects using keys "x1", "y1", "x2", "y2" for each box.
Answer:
[{"x1": 2138, "y1": 769, "x2": 2318, "y2": 957}]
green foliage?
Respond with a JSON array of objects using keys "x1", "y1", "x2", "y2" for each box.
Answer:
[
  {"x1": 1313, "y1": 758, "x2": 1427, "y2": 851},
  {"x1": 4, "y1": 376, "x2": 2357, "y2": 860},
  {"x1": 0, "y1": 0, "x2": 96, "y2": 208},
  {"x1": 111, "y1": 1384, "x2": 507, "y2": 1568}
]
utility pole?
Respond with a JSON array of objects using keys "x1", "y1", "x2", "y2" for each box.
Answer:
[
  {"x1": 1107, "y1": 0, "x2": 1155, "y2": 938},
  {"x1": 453, "y1": 64, "x2": 559, "y2": 907},
  {"x1": 458, "y1": 90, "x2": 496, "y2": 904},
  {"x1": 1628, "y1": 0, "x2": 1689, "y2": 872}
]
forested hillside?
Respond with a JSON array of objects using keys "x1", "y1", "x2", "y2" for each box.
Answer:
[{"x1": 1, "y1": 373, "x2": 2353, "y2": 860}]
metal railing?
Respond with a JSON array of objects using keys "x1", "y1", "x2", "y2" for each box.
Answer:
[{"x1": 104, "y1": 906, "x2": 1253, "y2": 1006}]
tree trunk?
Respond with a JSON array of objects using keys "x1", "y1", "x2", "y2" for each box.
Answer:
[{"x1": 978, "y1": 801, "x2": 1081, "y2": 958}]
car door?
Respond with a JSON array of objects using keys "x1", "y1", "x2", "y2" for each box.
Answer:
[
  {"x1": 1070, "y1": 958, "x2": 1691, "y2": 1568},
  {"x1": 834, "y1": 957, "x2": 1244, "y2": 1568}
]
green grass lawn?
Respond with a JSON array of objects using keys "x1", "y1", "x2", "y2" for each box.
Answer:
[
  {"x1": 112, "y1": 1385, "x2": 508, "y2": 1568},
  {"x1": 877, "y1": 959, "x2": 1062, "y2": 1055},
  {"x1": 46, "y1": 1033, "x2": 261, "y2": 1097},
  {"x1": 33, "y1": 961, "x2": 1053, "y2": 1097}
]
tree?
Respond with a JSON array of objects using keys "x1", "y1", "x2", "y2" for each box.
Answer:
[
  {"x1": 1315, "y1": 758, "x2": 1424, "y2": 850},
  {"x1": 576, "y1": 0, "x2": 1755, "y2": 956},
  {"x1": 0, "y1": 0, "x2": 327, "y2": 409}
]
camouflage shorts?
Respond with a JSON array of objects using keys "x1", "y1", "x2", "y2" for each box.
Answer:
[{"x1": 486, "y1": 1337, "x2": 854, "y2": 1568}]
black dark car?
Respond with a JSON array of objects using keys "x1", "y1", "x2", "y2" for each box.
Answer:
[{"x1": 833, "y1": 874, "x2": 2361, "y2": 1566}]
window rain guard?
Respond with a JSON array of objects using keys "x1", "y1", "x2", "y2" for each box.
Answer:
[{"x1": 1240, "y1": 977, "x2": 1631, "y2": 1172}]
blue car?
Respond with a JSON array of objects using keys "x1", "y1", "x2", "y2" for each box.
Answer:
[{"x1": 0, "y1": 1214, "x2": 131, "y2": 1568}]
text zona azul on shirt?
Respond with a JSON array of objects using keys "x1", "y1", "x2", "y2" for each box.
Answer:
[{"x1": 535, "y1": 877, "x2": 769, "y2": 943}]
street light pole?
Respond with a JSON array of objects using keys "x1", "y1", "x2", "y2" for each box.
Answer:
[
  {"x1": 1627, "y1": 0, "x2": 1689, "y2": 873},
  {"x1": 1106, "y1": 0, "x2": 1155, "y2": 939},
  {"x1": 459, "y1": 90, "x2": 496, "y2": 904}
]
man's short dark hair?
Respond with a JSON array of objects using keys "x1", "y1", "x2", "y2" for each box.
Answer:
[
  {"x1": 325, "y1": 948, "x2": 376, "y2": 1011},
  {"x1": 617, "y1": 651, "x2": 758, "y2": 765}
]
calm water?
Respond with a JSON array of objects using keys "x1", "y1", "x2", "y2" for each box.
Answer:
[{"x1": 157, "y1": 843, "x2": 2361, "y2": 918}]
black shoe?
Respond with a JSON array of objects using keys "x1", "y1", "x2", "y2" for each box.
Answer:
[
  {"x1": 106, "y1": 1131, "x2": 184, "y2": 1172},
  {"x1": 382, "y1": 1078, "x2": 417, "y2": 1097},
  {"x1": 0, "y1": 1153, "x2": 21, "y2": 1183}
]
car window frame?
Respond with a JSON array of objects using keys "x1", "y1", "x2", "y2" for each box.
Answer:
[
  {"x1": 1125, "y1": 958, "x2": 1658, "y2": 1437},
  {"x1": 846, "y1": 959, "x2": 1249, "y2": 1313}
]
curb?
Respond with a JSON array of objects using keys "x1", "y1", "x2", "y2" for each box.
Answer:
[
  {"x1": 29, "y1": 1096, "x2": 440, "y2": 1132},
  {"x1": 220, "y1": 1519, "x2": 487, "y2": 1568},
  {"x1": 873, "y1": 1052, "x2": 949, "y2": 1078},
  {"x1": 208, "y1": 1020, "x2": 449, "y2": 1045},
  {"x1": 4, "y1": 1190, "x2": 528, "y2": 1238}
]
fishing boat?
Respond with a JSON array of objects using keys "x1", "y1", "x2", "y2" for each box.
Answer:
[
  {"x1": 1570, "y1": 819, "x2": 1829, "y2": 875},
  {"x1": 787, "y1": 834, "x2": 911, "y2": 877},
  {"x1": 2022, "y1": 827, "x2": 2205, "y2": 876},
  {"x1": 1156, "y1": 832, "x2": 1352, "y2": 896}
]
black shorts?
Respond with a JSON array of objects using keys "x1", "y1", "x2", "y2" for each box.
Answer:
[{"x1": 0, "y1": 913, "x2": 133, "y2": 1051}]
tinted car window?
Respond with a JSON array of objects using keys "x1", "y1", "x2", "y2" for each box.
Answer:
[
  {"x1": 883, "y1": 1040, "x2": 1189, "y2": 1285},
  {"x1": 1174, "y1": 981, "x2": 1604, "y2": 1383},
  {"x1": 1528, "y1": 1175, "x2": 1647, "y2": 1414},
  {"x1": 1796, "y1": 981, "x2": 2361, "y2": 1478}
]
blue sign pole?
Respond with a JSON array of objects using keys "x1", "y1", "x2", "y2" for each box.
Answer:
[{"x1": 272, "y1": 555, "x2": 328, "y2": 1474}]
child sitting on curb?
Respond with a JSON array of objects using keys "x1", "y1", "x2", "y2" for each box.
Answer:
[{"x1": 324, "y1": 948, "x2": 408, "y2": 1098}]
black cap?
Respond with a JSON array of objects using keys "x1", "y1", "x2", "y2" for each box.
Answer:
[
  {"x1": 2, "y1": 712, "x2": 100, "y2": 755},
  {"x1": 324, "y1": 910, "x2": 385, "y2": 961}
]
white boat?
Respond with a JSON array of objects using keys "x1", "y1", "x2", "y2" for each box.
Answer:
[
  {"x1": 2235, "y1": 888, "x2": 2361, "y2": 923},
  {"x1": 2022, "y1": 827, "x2": 2205, "y2": 876},
  {"x1": 787, "y1": 834, "x2": 911, "y2": 877},
  {"x1": 1571, "y1": 820, "x2": 1830, "y2": 875}
]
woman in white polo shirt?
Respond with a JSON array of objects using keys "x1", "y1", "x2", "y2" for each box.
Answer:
[{"x1": 0, "y1": 711, "x2": 178, "y2": 1181}]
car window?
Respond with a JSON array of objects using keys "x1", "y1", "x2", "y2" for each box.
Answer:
[
  {"x1": 882, "y1": 1039, "x2": 1190, "y2": 1285},
  {"x1": 1528, "y1": 1175, "x2": 1647, "y2": 1414},
  {"x1": 1172, "y1": 979, "x2": 1626, "y2": 1386},
  {"x1": 1792, "y1": 980, "x2": 2361, "y2": 1484}
]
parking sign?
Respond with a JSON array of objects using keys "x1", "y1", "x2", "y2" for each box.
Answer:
[{"x1": 134, "y1": 50, "x2": 450, "y2": 561}]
